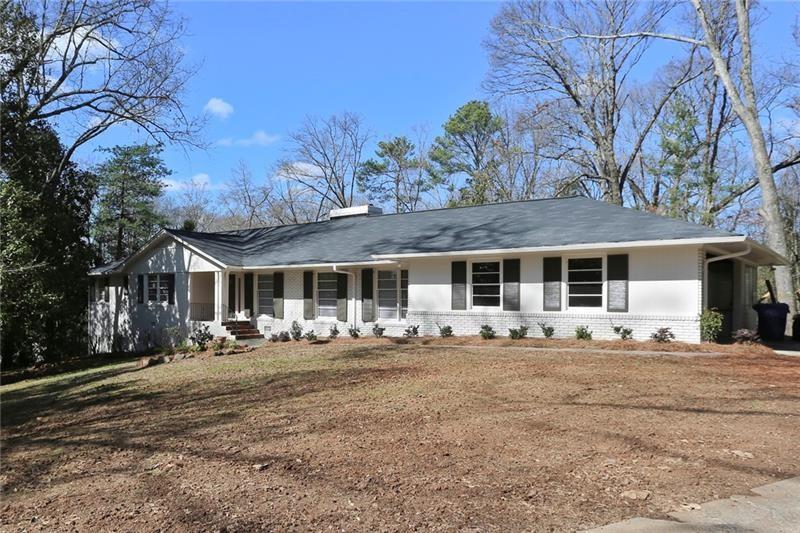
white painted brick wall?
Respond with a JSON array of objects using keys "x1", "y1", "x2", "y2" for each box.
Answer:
[{"x1": 406, "y1": 310, "x2": 701, "y2": 343}]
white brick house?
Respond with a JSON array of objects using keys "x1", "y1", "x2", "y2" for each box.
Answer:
[{"x1": 88, "y1": 197, "x2": 786, "y2": 351}]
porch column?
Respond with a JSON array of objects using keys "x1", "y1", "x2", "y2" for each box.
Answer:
[{"x1": 214, "y1": 271, "x2": 223, "y2": 322}]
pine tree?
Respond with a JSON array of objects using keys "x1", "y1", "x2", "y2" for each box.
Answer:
[{"x1": 93, "y1": 145, "x2": 170, "y2": 261}]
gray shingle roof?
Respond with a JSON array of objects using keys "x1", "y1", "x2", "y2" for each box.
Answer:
[
  {"x1": 89, "y1": 257, "x2": 126, "y2": 275},
  {"x1": 164, "y1": 196, "x2": 738, "y2": 267}
]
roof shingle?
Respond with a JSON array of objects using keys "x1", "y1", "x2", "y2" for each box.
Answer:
[{"x1": 164, "y1": 196, "x2": 737, "y2": 267}]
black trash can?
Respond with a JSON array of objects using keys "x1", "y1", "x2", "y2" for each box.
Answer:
[
  {"x1": 793, "y1": 314, "x2": 800, "y2": 341},
  {"x1": 752, "y1": 303, "x2": 790, "y2": 341}
]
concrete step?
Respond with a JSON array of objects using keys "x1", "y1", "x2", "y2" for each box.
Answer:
[{"x1": 234, "y1": 333, "x2": 264, "y2": 340}]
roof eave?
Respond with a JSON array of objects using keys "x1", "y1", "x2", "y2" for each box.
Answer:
[
  {"x1": 88, "y1": 229, "x2": 229, "y2": 276},
  {"x1": 370, "y1": 236, "x2": 747, "y2": 260}
]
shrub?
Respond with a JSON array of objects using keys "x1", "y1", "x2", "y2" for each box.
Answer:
[
  {"x1": 575, "y1": 325, "x2": 593, "y2": 340},
  {"x1": 372, "y1": 323, "x2": 386, "y2": 338},
  {"x1": 176, "y1": 340, "x2": 191, "y2": 353},
  {"x1": 612, "y1": 325, "x2": 633, "y2": 341},
  {"x1": 304, "y1": 330, "x2": 317, "y2": 342},
  {"x1": 189, "y1": 324, "x2": 214, "y2": 350},
  {"x1": 403, "y1": 325, "x2": 419, "y2": 338},
  {"x1": 538, "y1": 322, "x2": 554, "y2": 339},
  {"x1": 508, "y1": 325, "x2": 529, "y2": 340},
  {"x1": 479, "y1": 324, "x2": 496, "y2": 340},
  {"x1": 651, "y1": 327, "x2": 675, "y2": 343},
  {"x1": 329, "y1": 324, "x2": 340, "y2": 339},
  {"x1": 290, "y1": 320, "x2": 304, "y2": 341},
  {"x1": 733, "y1": 328, "x2": 760, "y2": 344},
  {"x1": 700, "y1": 308, "x2": 725, "y2": 342},
  {"x1": 210, "y1": 337, "x2": 226, "y2": 351},
  {"x1": 270, "y1": 331, "x2": 291, "y2": 342},
  {"x1": 348, "y1": 325, "x2": 361, "y2": 339},
  {"x1": 437, "y1": 324, "x2": 454, "y2": 338},
  {"x1": 224, "y1": 339, "x2": 238, "y2": 349}
]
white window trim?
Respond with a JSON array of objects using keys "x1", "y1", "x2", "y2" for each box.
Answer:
[
  {"x1": 145, "y1": 273, "x2": 173, "y2": 306},
  {"x1": 563, "y1": 253, "x2": 607, "y2": 312},
  {"x1": 316, "y1": 271, "x2": 338, "y2": 320},
  {"x1": 374, "y1": 267, "x2": 408, "y2": 323},
  {"x1": 468, "y1": 258, "x2": 503, "y2": 311}
]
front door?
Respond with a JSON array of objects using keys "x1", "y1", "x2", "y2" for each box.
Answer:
[
  {"x1": 708, "y1": 259, "x2": 734, "y2": 341},
  {"x1": 228, "y1": 274, "x2": 236, "y2": 319}
]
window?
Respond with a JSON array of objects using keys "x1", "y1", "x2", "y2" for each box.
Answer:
[
  {"x1": 159, "y1": 275, "x2": 170, "y2": 302},
  {"x1": 378, "y1": 271, "x2": 398, "y2": 318},
  {"x1": 472, "y1": 261, "x2": 500, "y2": 307},
  {"x1": 147, "y1": 274, "x2": 174, "y2": 304},
  {"x1": 148, "y1": 275, "x2": 158, "y2": 302},
  {"x1": 567, "y1": 257, "x2": 602, "y2": 308},
  {"x1": 375, "y1": 269, "x2": 409, "y2": 320},
  {"x1": 401, "y1": 270, "x2": 408, "y2": 319},
  {"x1": 258, "y1": 274, "x2": 274, "y2": 316},
  {"x1": 317, "y1": 272, "x2": 338, "y2": 317}
]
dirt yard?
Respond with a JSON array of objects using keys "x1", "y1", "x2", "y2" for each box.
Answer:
[{"x1": 2, "y1": 342, "x2": 799, "y2": 532}]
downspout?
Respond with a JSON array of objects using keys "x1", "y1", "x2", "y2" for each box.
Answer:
[{"x1": 702, "y1": 244, "x2": 751, "y2": 310}]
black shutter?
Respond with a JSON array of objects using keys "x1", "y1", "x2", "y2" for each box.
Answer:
[
  {"x1": 244, "y1": 273, "x2": 253, "y2": 313},
  {"x1": 137, "y1": 274, "x2": 144, "y2": 304},
  {"x1": 337, "y1": 273, "x2": 348, "y2": 322},
  {"x1": 543, "y1": 257, "x2": 561, "y2": 311},
  {"x1": 303, "y1": 271, "x2": 314, "y2": 320},
  {"x1": 361, "y1": 268, "x2": 374, "y2": 322},
  {"x1": 103, "y1": 277, "x2": 110, "y2": 302},
  {"x1": 228, "y1": 275, "x2": 236, "y2": 312},
  {"x1": 607, "y1": 254, "x2": 629, "y2": 312},
  {"x1": 167, "y1": 274, "x2": 175, "y2": 305},
  {"x1": 503, "y1": 259, "x2": 521, "y2": 311},
  {"x1": 451, "y1": 261, "x2": 467, "y2": 310},
  {"x1": 273, "y1": 272, "x2": 284, "y2": 319}
]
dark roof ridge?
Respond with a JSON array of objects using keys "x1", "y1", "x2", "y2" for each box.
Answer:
[{"x1": 166, "y1": 196, "x2": 585, "y2": 237}]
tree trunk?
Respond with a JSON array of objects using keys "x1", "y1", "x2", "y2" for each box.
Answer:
[
  {"x1": 748, "y1": 122, "x2": 796, "y2": 316},
  {"x1": 691, "y1": 0, "x2": 797, "y2": 324}
]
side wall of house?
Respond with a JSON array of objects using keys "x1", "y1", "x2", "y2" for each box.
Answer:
[{"x1": 89, "y1": 239, "x2": 224, "y2": 353}]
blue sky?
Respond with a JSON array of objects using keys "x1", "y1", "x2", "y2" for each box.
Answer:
[{"x1": 74, "y1": 1, "x2": 799, "y2": 196}]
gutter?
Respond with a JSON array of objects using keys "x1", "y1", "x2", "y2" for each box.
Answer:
[{"x1": 371, "y1": 236, "x2": 748, "y2": 260}]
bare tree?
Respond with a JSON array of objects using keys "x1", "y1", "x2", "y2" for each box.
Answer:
[
  {"x1": 0, "y1": 0, "x2": 201, "y2": 180},
  {"x1": 486, "y1": 0, "x2": 701, "y2": 206},
  {"x1": 491, "y1": 106, "x2": 558, "y2": 201},
  {"x1": 218, "y1": 162, "x2": 271, "y2": 230},
  {"x1": 531, "y1": 0, "x2": 798, "y2": 316},
  {"x1": 158, "y1": 178, "x2": 218, "y2": 232},
  {"x1": 263, "y1": 180, "x2": 322, "y2": 225},
  {"x1": 277, "y1": 113, "x2": 370, "y2": 217}
]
